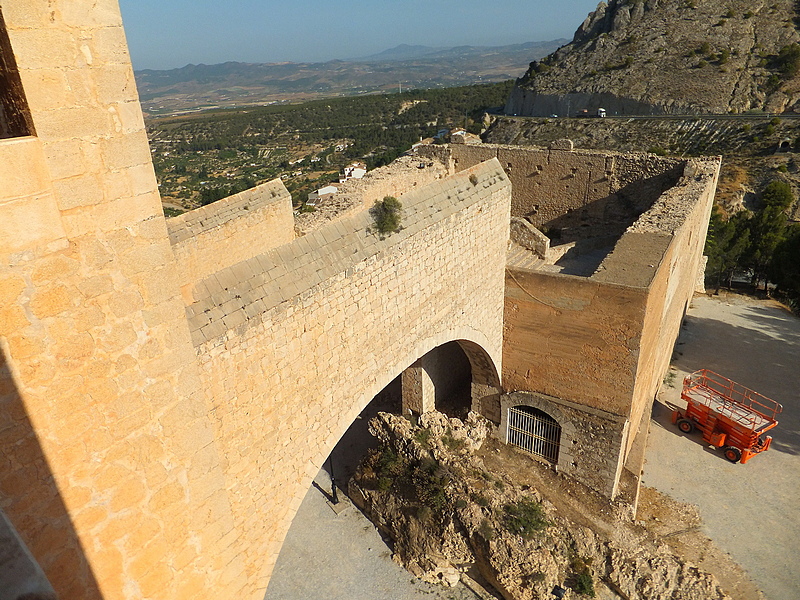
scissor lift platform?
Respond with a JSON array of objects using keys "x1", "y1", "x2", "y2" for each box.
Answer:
[{"x1": 671, "y1": 369, "x2": 782, "y2": 463}]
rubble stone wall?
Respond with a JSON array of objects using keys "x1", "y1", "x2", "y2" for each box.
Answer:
[
  {"x1": 501, "y1": 391, "x2": 628, "y2": 497},
  {"x1": 442, "y1": 144, "x2": 682, "y2": 233}
]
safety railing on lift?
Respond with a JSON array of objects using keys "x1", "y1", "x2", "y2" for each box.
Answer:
[{"x1": 683, "y1": 369, "x2": 783, "y2": 430}]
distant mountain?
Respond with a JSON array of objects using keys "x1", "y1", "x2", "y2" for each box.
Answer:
[
  {"x1": 134, "y1": 39, "x2": 567, "y2": 115},
  {"x1": 357, "y1": 40, "x2": 566, "y2": 62},
  {"x1": 506, "y1": 0, "x2": 800, "y2": 116},
  {"x1": 358, "y1": 44, "x2": 447, "y2": 61}
]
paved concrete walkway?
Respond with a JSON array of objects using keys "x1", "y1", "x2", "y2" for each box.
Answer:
[
  {"x1": 263, "y1": 469, "x2": 478, "y2": 600},
  {"x1": 642, "y1": 294, "x2": 800, "y2": 600},
  {"x1": 265, "y1": 378, "x2": 479, "y2": 600}
]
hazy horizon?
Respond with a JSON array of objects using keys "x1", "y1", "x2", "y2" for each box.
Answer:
[{"x1": 118, "y1": 0, "x2": 598, "y2": 70}]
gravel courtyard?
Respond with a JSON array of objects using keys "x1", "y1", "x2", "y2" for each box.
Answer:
[{"x1": 643, "y1": 294, "x2": 800, "y2": 600}]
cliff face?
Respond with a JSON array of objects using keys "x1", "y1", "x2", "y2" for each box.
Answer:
[{"x1": 506, "y1": 0, "x2": 800, "y2": 116}]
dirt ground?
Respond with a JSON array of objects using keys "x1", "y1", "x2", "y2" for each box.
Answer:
[{"x1": 642, "y1": 293, "x2": 800, "y2": 600}]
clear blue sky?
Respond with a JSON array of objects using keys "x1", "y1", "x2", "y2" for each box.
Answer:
[{"x1": 118, "y1": 0, "x2": 600, "y2": 70}]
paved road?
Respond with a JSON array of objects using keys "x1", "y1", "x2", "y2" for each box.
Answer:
[
  {"x1": 491, "y1": 111, "x2": 799, "y2": 120},
  {"x1": 642, "y1": 295, "x2": 800, "y2": 600}
]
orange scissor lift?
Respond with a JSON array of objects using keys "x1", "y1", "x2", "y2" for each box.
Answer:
[{"x1": 671, "y1": 369, "x2": 782, "y2": 463}]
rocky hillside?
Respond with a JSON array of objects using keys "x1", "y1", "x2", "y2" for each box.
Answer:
[
  {"x1": 350, "y1": 412, "x2": 759, "y2": 600},
  {"x1": 506, "y1": 0, "x2": 800, "y2": 116}
]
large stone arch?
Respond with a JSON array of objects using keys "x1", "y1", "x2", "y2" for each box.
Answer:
[
  {"x1": 303, "y1": 327, "x2": 501, "y2": 486},
  {"x1": 262, "y1": 329, "x2": 501, "y2": 590}
]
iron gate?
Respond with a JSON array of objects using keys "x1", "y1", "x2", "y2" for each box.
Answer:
[{"x1": 507, "y1": 406, "x2": 561, "y2": 464}]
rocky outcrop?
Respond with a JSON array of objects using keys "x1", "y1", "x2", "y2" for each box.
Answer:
[
  {"x1": 351, "y1": 412, "x2": 736, "y2": 600},
  {"x1": 506, "y1": 0, "x2": 800, "y2": 116}
]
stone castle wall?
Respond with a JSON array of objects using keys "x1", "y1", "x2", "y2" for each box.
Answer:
[
  {"x1": 0, "y1": 15, "x2": 512, "y2": 593},
  {"x1": 167, "y1": 179, "x2": 294, "y2": 303},
  {"x1": 0, "y1": 1, "x2": 245, "y2": 598},
  {"x1": 0, "y1": 0, "x2": 720, "y2": 595},
  {"x1": 190, "y1": 161, "x2": 511, "y2": 590},
  {"x1": 501, "y1": 156, "x2": 719, "y2": 495},
  {"x1": 622, "y1": 160, "x2": 718, "y2": 457},
  {"x1": 435, "y1": 144, "x2": 683, "y2": 233},
  {"x1": 503, "y1": 269, "x2": 647, "y2": 416}
]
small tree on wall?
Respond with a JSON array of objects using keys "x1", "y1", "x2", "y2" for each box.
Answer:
[{"x1": 371, "y1": 196, "x2": 403, "y2": 237}]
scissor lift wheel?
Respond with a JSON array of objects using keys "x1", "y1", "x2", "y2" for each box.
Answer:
[{"x1": 723, "y1": 446, "x2": 742, "y2": 463}]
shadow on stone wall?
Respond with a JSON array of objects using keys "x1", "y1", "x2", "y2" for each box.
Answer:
[
  {"x1": 541, "y1": 164, "x2": 684, "y2": 244},
  {"x1": 0, "y1": 347, "x2": 103, "y2": 600}
]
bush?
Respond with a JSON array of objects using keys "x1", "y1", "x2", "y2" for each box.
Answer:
[
  {"x1": 414, "y1": 427, "x2": 433, "y2": 448},
  {"x1": 478, "y1": 518, "x2": 494, "y2": 540},
  {"x1": 575, "y1": 573, "x2": 595, "y2": 597},
  {"x1": 502, "y1": 498, "x2": 549, "y2": 538},
  {"x1": 762, "y1": 180, "x2": 793, "y2": 210},
  {"x1": 471, "y1": 493, "x2": 490, "y2": 507},
  {"x1": 371, "y1": 196, "x2": 403, "y2": 235},
  {"x1": 163, "y1": 206, "x2": 184, "y2": 218},
  {"x1": 411, "y1": 457, "x2": 450, "y2": 511},
  {"x1": 442, "y1": 428, "x2": 467, "y2": 452},
  {"x1": 773, "y1": 43, "x2": 800, "y2": 78}
]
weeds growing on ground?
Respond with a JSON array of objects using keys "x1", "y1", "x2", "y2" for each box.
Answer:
[{"x1": 502, "y1": 498, "x2": 549, "y2": 538}]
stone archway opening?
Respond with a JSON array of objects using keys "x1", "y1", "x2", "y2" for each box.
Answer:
[
  {"x1": 267, "y1": 337, "x2": 501, "y2": 599},
  {"x1": 506, "y1": 405, "x2": 562, "y2": 464},
  {"x1": 401, "y1": 341, "x2": 473, "y2": 420},
  {"x1": 323, "y1": 374, "x2": 403, "y2": 491},
  {"x1": 399, "y1": 339, "x2": 501, "y2": 422}
]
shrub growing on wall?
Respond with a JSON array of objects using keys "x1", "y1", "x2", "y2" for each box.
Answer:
[{"x1": 371, "y1": 196, "x2": 403, "y2": 236}]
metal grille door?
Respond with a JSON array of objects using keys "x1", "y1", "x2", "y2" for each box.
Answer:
[{"x1": 507, "y1": 406, "x2": 561, "y2": 464}]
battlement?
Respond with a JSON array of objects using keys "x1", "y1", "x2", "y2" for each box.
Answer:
[{"x1": 167, "y1": 179, "x2": 295, "y2": 302}]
